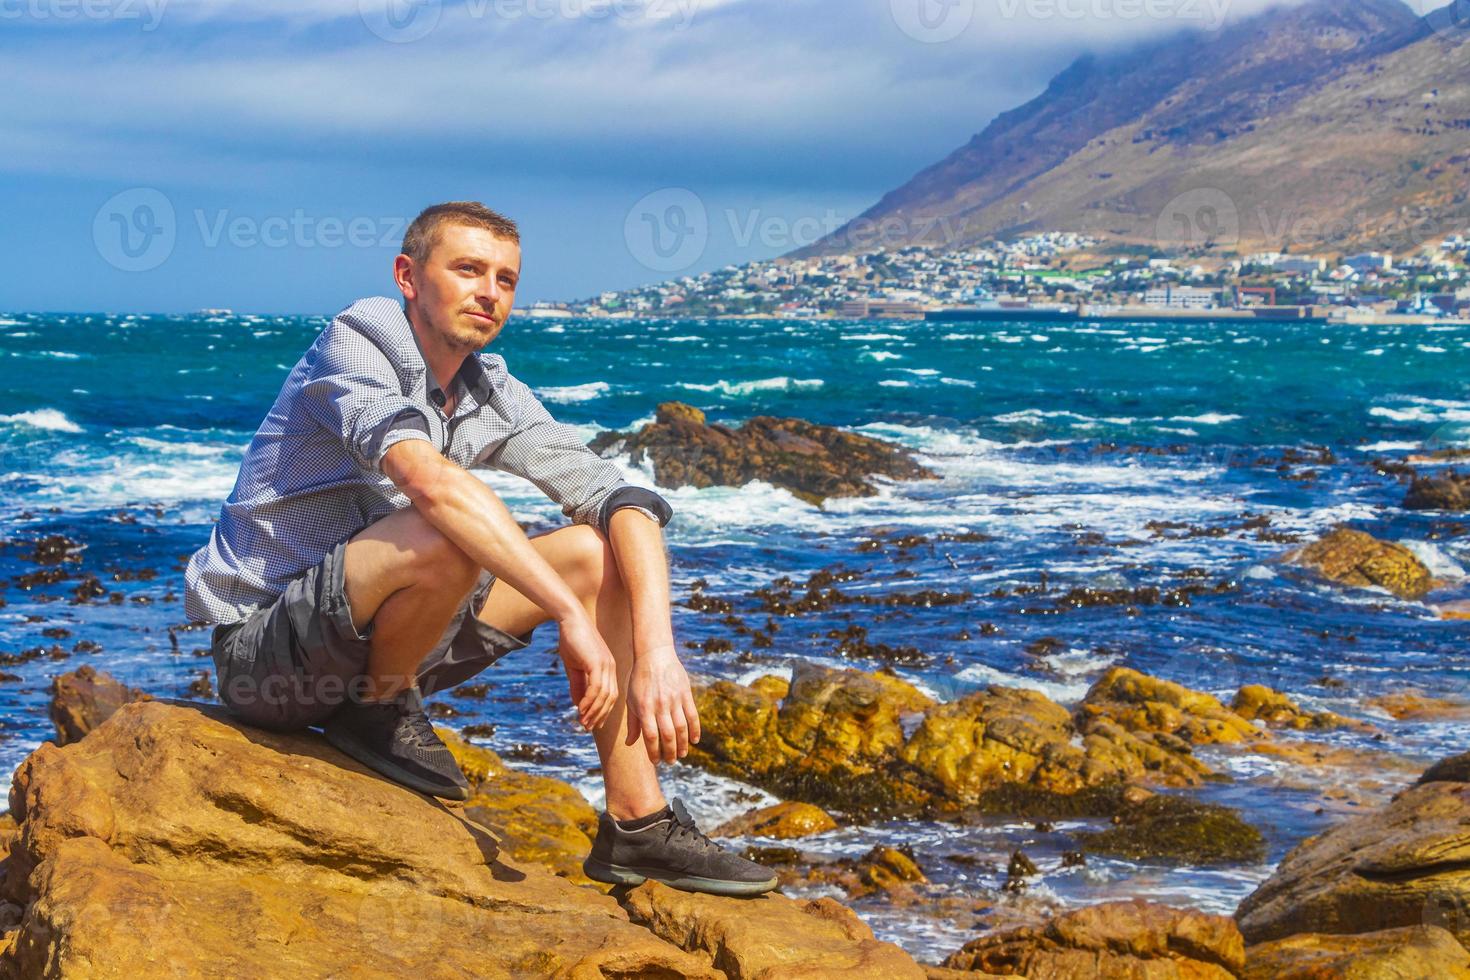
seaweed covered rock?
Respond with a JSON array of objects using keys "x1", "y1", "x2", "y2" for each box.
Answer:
[
  {"x1": 1243, "y1": 925, "x2": 1470, "y2": 979},
  {"x1": 1283, "y1": 527, "x2": 1436, "y2": 600},
  {"x1": 589, "y1": 401, "x2": 938, "y2": 505},
  {"x1": 1079, "y1": 667, "x2": 1262, "y2": 745},
  {"x1": 1236, "y1": 755, "x2": 1470, "y2": 949},
  {"x1": 941, "y1": 899, "x2": 1245, "y2": 978},
  {"x1": 1404, "y1": 470, "x2": 1470, "y2": 512},
  {"x1": 1074, "y1": 792, "x2": 1268, "y2": 865}
]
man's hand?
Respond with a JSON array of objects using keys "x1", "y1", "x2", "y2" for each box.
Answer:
[
  {"x1": 625, "y1": 645, "x2": 701, "y2": 763},
  {"x1": 558, "y1": 612, "x2": 619, "y2": 732}
]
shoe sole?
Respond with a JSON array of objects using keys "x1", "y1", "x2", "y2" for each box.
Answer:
[
  {"x1": 322, "y1": 724, "x2": 470, "y2": 802},
  {"x1": 583, "y1": 857, "x2": 779, "y2": 897}
]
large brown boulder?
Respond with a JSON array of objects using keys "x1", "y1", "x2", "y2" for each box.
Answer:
[
  {"x1": 1283, "y1": 527, "x2": 1436, "y2": 600},
  {"x1": 589, "y1": 401, "x2": 938, "y2": 505},
  {"x1": 1230, "y1": 685, "x2": 1357, "y2": 731},
  {"x1": 1404, "y1": 471, "x2": 1470, "y2": 511},
  {"x1": 712, "y1": 801, "x2": 838, "y2": 840},
  {"x1": 1243, "y1": 925, "x2": 1470, "y2": 979},
  {"x1": 689, "y1": 662, "x2": 939, "y2": 818},
  {"x1": 624, "y1": 880, "x2": 923, "y2": 978},
  {"x1": 1236, "y1": 766, "x2": 1470, "y2": 949},
  {"x1": 691, "y1": 663, "x2": 1236, "y2": 824},
  {"x1": 47, "y1": 664, "x2": 150, "y2": 746},
  {"x1": 0, "y1": 699, "x2": 921, "y2": 977},
  {"x1": 940, "y1": 900, "x2": 1245, "y2": 978},
  {"x1": 902, "y1": 684, "x2": 1211, "y2": 808},
  {"x1": 1079, "y1": 667, "x2": 1262, "y2": 745}
]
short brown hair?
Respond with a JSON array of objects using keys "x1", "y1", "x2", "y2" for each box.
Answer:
[{"x1": 401, "y1": 201, "x2": 520, "y2": 264}]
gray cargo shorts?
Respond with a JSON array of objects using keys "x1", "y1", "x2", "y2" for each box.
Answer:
[{"x1": 209, "y1": 537, "x2": 532, "y2": 732}]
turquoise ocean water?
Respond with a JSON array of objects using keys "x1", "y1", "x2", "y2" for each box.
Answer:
[{"x1": 3, "y1": 308, "x2": 1469, "y2": 954}]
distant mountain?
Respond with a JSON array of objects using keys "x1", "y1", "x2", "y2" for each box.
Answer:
[{"x1": 800, "y1": 0, "x2": 1470, "y2": 258}]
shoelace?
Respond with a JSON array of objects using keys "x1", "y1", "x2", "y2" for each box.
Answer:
[
  {"x1": 664, "y1": 804, "x2": 715, "y2": 852},
  {"x1": 392, "y1": 695, "x2": 442, "y2": 749}
]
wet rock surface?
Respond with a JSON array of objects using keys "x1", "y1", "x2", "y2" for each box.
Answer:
[
  {"x1": 1404, "y1": 470, "x2": 1470, "y2": 512},
  {"x1": 1242, "y1": 925, "x2": 1470, "y2": 979},
  {"x1": 1236, "y1": 753, "x2": 1470, "y2": 951},
  {"x1": 940, "y1": 900, "x2": 1245, "y2": 978},
  {"x1": 589, "y1": 401, "x2": 938, "y2": 504},
  {"x1": 1283, "y1": 527, "x2": 1437, "y2": 601}
]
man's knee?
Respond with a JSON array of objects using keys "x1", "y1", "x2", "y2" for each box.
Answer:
[
  {"x1": 379, "y1": 508, "x2": 480, "y2": 591},
  {"x1": 560, "y1": 524, "x2": 620, "y2": 601}
]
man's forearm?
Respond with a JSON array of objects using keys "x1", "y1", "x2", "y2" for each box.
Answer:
[
  {"x1": 607, "y1": 507, "x2": 676, "y2": 658},
  {"x1": 385, "y1": 442, "x2": 585, "y2": 623}
]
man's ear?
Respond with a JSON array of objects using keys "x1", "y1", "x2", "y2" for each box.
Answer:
[{"x1": 393, "y1": 253, "x2": 417, "y2": 301}]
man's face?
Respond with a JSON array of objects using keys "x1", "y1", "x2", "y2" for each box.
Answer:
[{"x1": 401, "y1": 223, "x2": 521, "y2": 352}]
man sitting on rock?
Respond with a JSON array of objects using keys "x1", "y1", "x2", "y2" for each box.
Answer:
[{"x1": 184, "y1": 201, "x2": 776, "y2": 897}]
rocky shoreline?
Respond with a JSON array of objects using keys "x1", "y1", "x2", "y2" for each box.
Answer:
[{"x1": 0, "y1": 661, "x2": 1463, "y2": 977}]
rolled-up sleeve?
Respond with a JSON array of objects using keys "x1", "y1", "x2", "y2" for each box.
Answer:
[
  {"x1": 299, "y1": 339, "x2": 435, "y2": 476},
  {"x1": 480, "y1": 374, "x2": 673, "y2": 533}
]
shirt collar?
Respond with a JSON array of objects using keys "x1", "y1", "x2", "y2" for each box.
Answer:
[{"x1": 402, "y1": 311, "x2": 495, "y2": 410}]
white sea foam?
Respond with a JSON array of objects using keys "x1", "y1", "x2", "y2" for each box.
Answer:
[
  {"x1": 844, "y1": 333, "x2": 904, "y2": 341},
  {"x1": 0, "y1": 408, "x2": 81, "y2": 433},
  {"x1": 901, "y1": 368, "x2": 940, "y2": 377},
  {"x1": 879, "y1": 380, "x2": 911, "y2": 387},
  {"x1": 534, "y1": 381, "x2": 611, "y2": 404},
  {"x1": 1400, "y1": 540, "x2": 1466, "y2": 580},
  {"x1": 941, "y1": 377, "x2": 976, "y2": 387},
  {"x1": 953, "y1": 663, "x2": 1093, "y2": 704},
  {"x1": 665, "y1": 335, "x2": 703, "y2": 342},
  {"x1": 38, "y1": 351, "x2": 81, "y2": 360},
  {"x1": 678, "y1": 377, "x2": 824, "y2": 396},
  {"x1": 861, "y1": 351, "x2": 903, "y2": 362},
  {"x1": 1358, "y1": 441, "x2": 1421, "y2": 452},
  {"x1": 1169, "y1": 413, "x2": 1242, "y2": 425}
]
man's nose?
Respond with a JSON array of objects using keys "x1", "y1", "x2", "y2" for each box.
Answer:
[{"x1": 476, "y1": 274, "x2": 502, "y2": 305}]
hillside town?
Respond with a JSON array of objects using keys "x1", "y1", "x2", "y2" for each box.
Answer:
[{"x1": 540, "y1": 232, "x2": 1470, "y2": 324}]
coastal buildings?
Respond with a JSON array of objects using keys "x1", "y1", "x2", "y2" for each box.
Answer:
[{"x1": 561, "y1": 229, "x2": 1469, "y2": 323}]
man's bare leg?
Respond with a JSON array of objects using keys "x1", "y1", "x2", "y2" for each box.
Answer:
[
  {"x1": 342, "y1": 507, "x2": 482, "y2": 702},
  {"x1": 475, "y1": 524, "x2": 667, "y2": 821}
]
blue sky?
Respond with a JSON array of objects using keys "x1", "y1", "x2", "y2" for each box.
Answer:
[{"x1": 0, "y1": 0, "x2": 1450, "y2": 313}]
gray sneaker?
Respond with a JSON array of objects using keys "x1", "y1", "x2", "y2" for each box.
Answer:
[
  {"x1": 322, "y1": 686, "x2": 470, "y2": 801},
  {"x1": 584, "y1": 798, "x2": 779, "y2": 897}
]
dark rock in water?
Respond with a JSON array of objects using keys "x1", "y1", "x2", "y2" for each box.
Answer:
[
  {"x1": 588, "y1": 401, "x2": 937, "y2": 505},
  {"x1": 1282, "y1": 527, "x2": 1436, "y2": 601},
  {"x1": 1004, "y1": 849, "x2": 1039, "y2": 892},
  {"x1": 1074, "y1": 793, "x2": 1267, "y2": 865},
  {"x1": 27, "y1": 534, "x2": 81, "y2": 566},
  {"x1": 942, "y1": 899, "x2": 1245, "y2": 977},
  {"x1": 48, "y1": 665, "x2": 151, "y2": 746},
  {"x1": 184, "y1": 669, "x2": 214, "y2": 700},
  {"x1": 1405, "y1": 471, "x2": 1470, "y2": 511},
  {"x1": 1419, "y1": 751, "x2": 1470, "y2": 785}
]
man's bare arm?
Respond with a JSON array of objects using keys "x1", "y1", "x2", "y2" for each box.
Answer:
[
  {"x1": 382, "y1": 439, "x2": 618, "y2": 731},
  {"x1": 608, "y1": 507, "x2": 701, "y2": 763}
]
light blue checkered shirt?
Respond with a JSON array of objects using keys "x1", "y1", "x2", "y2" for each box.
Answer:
[{"x1": 185, "y1": 296, "x2": 670, "y2": 625}]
